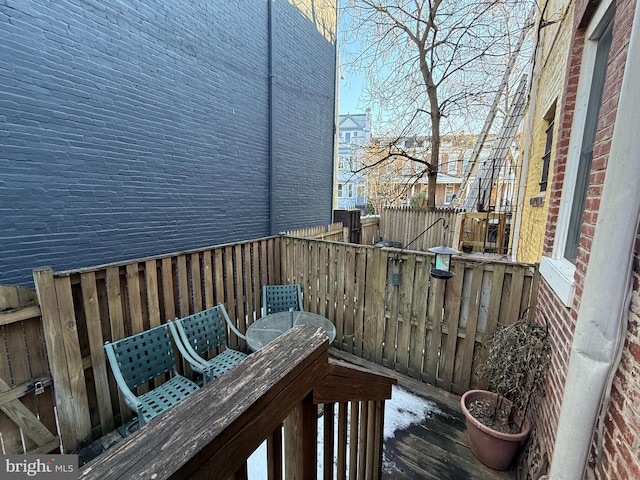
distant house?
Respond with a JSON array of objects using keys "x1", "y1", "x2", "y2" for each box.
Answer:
[
  {"x1": 336, "y1": 110, "x2": 371, "y2": 211},
  {"x1": 366, "y1": 134, "x2": 492, "y2": 209},
  {"x1": 0, "y1": 0, "x2": 338, "y2": 286},
  {"x1": 515, "y1": 0, "x2": 640, "y2": 478}
]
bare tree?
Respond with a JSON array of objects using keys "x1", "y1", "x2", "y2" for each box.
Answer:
[{"x1": 340, "y1": 0, "x2": 534, "y2": 207}]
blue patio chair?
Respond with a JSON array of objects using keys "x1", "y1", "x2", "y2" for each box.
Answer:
[
  {"x1": 104, "y1": 324, "x2": 200, "y2": 428},
  {"x1": 168, "y1": 304, "x2": 249, "y2": 384},
  {"x1": 262, "y1": 283, "x2": 304, "y2": 317}
]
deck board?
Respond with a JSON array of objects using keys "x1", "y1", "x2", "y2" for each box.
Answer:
[{"x1": 330, "y1": 348, "x2": 516, "y2": 480}]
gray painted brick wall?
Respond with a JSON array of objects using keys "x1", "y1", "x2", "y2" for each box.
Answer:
[{"x1": 0, "y1": 0, "x2": 336, "y2": 285}]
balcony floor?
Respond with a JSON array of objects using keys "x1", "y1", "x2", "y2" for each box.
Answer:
[{"x1": 330, "y1": 349, "x2": 516, "y2": 480}]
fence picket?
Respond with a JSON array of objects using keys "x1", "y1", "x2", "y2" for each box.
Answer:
[
  {"x1": 80, "y1": 272, "x2": 114, "y2": 434},
  {"x1": 438, "y1": 262, "x2": 465, "y2": 391}
]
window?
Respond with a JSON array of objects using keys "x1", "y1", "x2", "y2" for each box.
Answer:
[
  {"x1": 357, "y1": 184, "x2": 365, "y2": 198},
  {"x1": 447, "y1": 154, "x2": 458, "y2": 174},
  {"x1": 337, "y1": 184, "x2": 344, "y2": 197},
  {"x1": 539, "y1": 114, "x2": 555, "y2": 192},
  {"x1": 347, "y1": 184, "x2": 353, "y2": 198},
  {"x1": 564, "y1": 17, "x2": 613, "y2": 264},
  {"x1": 445, "y1": 185, "x2": 455, "y2": 204},
  {"x1": 338, "y1": 158, "x2": 345, "y2": 170},
  {"x1": 345, "y1": 132, "x2": 351, "y2": 142},
  {"x1": 540, "y1": 1, "x2": 614, "y2": 306}
]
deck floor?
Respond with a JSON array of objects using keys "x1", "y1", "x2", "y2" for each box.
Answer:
[{"x1": 330, "y1": 349, "x2": 515, "y2": 480}]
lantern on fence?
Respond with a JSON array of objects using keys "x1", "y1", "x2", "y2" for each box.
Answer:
[{"x1": 428, "y1": 245, "x2": 459, "y2": 280}]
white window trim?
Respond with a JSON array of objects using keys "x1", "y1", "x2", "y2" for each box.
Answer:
[{"x1": 540, "y1": 0, "x2": 613, "y2": 307}]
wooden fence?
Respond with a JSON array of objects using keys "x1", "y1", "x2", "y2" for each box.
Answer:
[
  {"x1": 1, "y1": 234, "x2": 537, "y2": 454},
  {"x1": 360, "y1": 215, "x2": 380, "y2": 245},
  {"x1": 379, "y1": 207, "x2": 461, "y2": 250},
  {"x1": 283, "y1": 222, "x2": 345, "y2": 242},
  {"x1": 32, "y1": 237, "x2": 281, "y2": 452},
  {"x1": 456, "y1": 212, "x2": 509, "y2": 254},
  {"x1": 279, "y1": 237, "x2": 538, "y2": 394},
  {"x1": 0, "y1": 285, "x2": 59, "y2": 455}
]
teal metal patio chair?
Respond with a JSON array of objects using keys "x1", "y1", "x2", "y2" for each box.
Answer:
[
  {"x1": 262, "y1": 283, "x2": 304, "y2": 317},
  {"x1": 104, "y1": 324, "x2": 200, "y2": 428},
  {"x1": 168, "y1": 304, "x2": 249, "y2": 384}
]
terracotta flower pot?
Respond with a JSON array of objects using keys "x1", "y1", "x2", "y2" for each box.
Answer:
[{"x1": 460, "y1": 389, "x2": 531, "y2": 471}]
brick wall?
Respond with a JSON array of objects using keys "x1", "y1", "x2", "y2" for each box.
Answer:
[
  {"x1": 0, "y1": 0, "x2": 336, "y2": 286},
  {"x1": 535, "y1": 0, "x2": 639, "y2": 477}
]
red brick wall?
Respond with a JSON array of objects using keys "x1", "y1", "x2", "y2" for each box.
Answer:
[{"x1": 535, "y1": 0, "x2": 639, "y2": 477}]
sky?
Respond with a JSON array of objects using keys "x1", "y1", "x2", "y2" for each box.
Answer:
[
  {"x1": 337, "y1": 1, "x2": 368, "y2": 117},
  {"x1": 338, "y1": 68, "x2": 366, "y2": 116}
]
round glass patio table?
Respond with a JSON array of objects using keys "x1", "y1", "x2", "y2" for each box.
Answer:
[{"x1": 245, "y1": 311, "x2": 336, "y2": 351}]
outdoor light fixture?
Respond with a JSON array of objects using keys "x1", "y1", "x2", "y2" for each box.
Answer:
[{"x1": 428, "y1": 245, "x2": 460, "y2": 280}]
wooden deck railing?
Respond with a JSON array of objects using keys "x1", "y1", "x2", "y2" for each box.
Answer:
[{"x1": 79, "y1": 326, "x2": 395, "y2": 480}]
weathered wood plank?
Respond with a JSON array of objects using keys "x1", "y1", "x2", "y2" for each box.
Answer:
[
  {"x1": 160, "y1": 258, "x2": 176, "y2": 321},
  {"x1": 33, "y1": 268, "x2": 81, "y2": 452},
  {"x1": 423, "y1": 276, "x2": 445, "y2": 384},
  {"x1": 190, "y1": 253, "x2": 203, "y2": 313},
  {"x1": 323, "y1": 402, "x2": 335, "y2": 480},
  {"x1": 312, "y1": 361, "x2": 395, "y2": 404},
  {"x1": 125, "y1": 264, "x2": 144, "y2": 334},
  {"x1": 335, "y1": 245, "x2": 346, "y2": 350},
  {"x1": 353, "y1": 247, "x2": 366, "y2": 357},
  {"x1": 267, "y1": 426, "x2": 283, "y2": 480},
  {"x1": 343, "y1": 247, "x2": 356, "y2": 354},
  {"x1": 455, "y1": 265, "x2": 484, "y2": 393},
  {"x1": 145, "y1": 260, "x2": 161, "y2": 328},
  {"x1": 337, "y1": 402, "x2": 348, "y2": 480},
  {"x1": 53, "y1": 275, "x2": 92, "y2": 443},
  {"x1": 395, "y1": 254, "x2": 416, "y2": 374},
  {"x1": 284, "y1": 399, "x2": 317, "y2": 480},
  {"x1": 80, "y1": 272, "x2": 114, "y2": 434},
  {"x1": 224, "y1": 246, "x2": 236, "y2": 317},
  {"x1": 407, "y1": 258, "x2": 429, "y2": 379},
  {"x1": 214, "y1": 248, "x2": 225, "y2": 307},
  {"x1": 0, "y1": 377, "x2": 57, "y2": 447},
  {"x1": 437, "y1": 262, "x2": 465, "y2": 391},
  {"x1": 176, "y1": 256, "x2": 190, "y2": 317},
  {"x1": 348, "y1": 401, "x2": 359, "y2": 480},
  {"x1": 105, "y1": 266, "x2": 130, "y2": 423},
  {"x1": 0, "y1": 305, "x2": 41, "y2": 326},
  {"x1": 250, "y1": 242, "x2": 261, "y2": 320},
  {"x1": 203, "y1": 250, "x2": 215, "y2": 309},
  {"x1": 371, "y1": 248, "x2": 387, "y2": 364},
  {"x1": 234, "y1": 245, "x2": 246, "y2": 338}
]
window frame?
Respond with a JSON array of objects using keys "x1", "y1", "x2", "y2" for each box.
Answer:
[{"x1": 540, "y1": 0, "x2": 614, "y2": 307}]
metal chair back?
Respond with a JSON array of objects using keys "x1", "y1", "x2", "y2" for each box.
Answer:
[{"x1": 262, "y1": 284, "x2": 304, "y2": 317}]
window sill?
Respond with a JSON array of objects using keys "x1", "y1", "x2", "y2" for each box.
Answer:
[{"x1": 539, "y1": 256, "x2": 576, "y2": 307}]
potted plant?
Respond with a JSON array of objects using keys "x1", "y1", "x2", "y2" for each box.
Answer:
[{"x1": 461, "y1": 307, "x2": 551, "y2": 470}]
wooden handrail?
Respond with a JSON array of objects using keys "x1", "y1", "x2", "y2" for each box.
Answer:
[
  {"x1": 313, "y1": 359, "x2": 396, "y2": 404},
  {"x1": 80, "y1": 326, "x2": 395, "y2": 480},
  {"x1": 81, "y1": 325, "x2": 328, "y2": 479}
]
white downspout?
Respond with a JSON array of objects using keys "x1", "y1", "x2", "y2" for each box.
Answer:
[{"x1": 548, "y1": 3, "x2": 640, "y2": 478}]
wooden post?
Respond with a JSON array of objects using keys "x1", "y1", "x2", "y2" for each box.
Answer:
[
  {"x1": 33, "y1": 268, "x2": 91, "y2": 452},
  {"x1": 284, "y1": 395, "x2": 317, "y2": 480}
]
